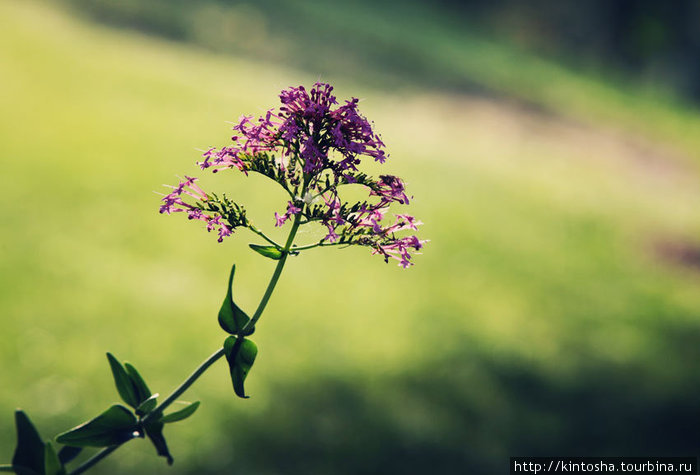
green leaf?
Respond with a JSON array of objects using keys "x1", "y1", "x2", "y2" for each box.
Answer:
[
  {"x1": 12, "y1": 410, "x2": 45, "y2": 475},
  {"x1": 55, "y1": 405, "x2": 138, "y2": 447},
  {"x1": 218, "y1": 265, "x2": 252, "y2": 335},
  {"x1": 124, "y1": 363, "x2": 151, "y2": 404},
  {"x1": 144, "y1": 421, "x2": 173, "y2": 466},
  {"x1": 161, "y1": 401, "x2": 200, "y2": 424},
  {"x1": 223, "y1": 336, "x2": 258, "y2": 398},
  {"x1": 136, "y1": 394, "x2": 159, "y2": 416},
  {"x1": 106, "y1": 353, "x2": 139, "y2": 409},
  {"x1": 43, "y1": 443, "x2": 64, "y2": 475},
  {"x1": 249, "y1": 244, "x2": 283, "y2": 260},
  {"x1": 56, "y1": 447, "x2": 81, "y2": 466}
]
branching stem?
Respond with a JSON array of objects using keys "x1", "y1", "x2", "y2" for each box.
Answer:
[
  {"x1": 141, "y1": 348, "x2": 226, "y2": 426},
  {"x1": 69, "y1": 445, "x2": 119, "y2": 475},
  {"x1": 64, "y1": 194, "x2": 306, "y2": 474}
]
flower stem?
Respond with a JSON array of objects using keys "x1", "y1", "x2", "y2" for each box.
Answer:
[
  {"x1": 65, "y1": 196, "x2": 305, "y2": 474},
  {"x1": 242, "y1": 211, "x2": 302, "y2": 333},
  {"x1": 292, "y1": 241, "x2": 346, "y2": 252},
  {"x1": 69, "y1": 445, "x2": 120, "y2": 475},
  {"x1": 65, "y1": 349, "x2": 226, "y2": 474},
  {"x1": 142, "y1": 348, "x2": 226, "y2": 425},
  {"x1": 248, "y1": 225, "x2": 283, "y2": 249}
]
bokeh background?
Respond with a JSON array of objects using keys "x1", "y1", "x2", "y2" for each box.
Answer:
[{"x1": 2, "y1": 0, "x2": 700, "y2": 473}]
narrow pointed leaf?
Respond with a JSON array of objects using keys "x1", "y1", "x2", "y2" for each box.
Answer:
[
  {"x1": 249, "y1": 244, "x2": 283, "y2": 260},
  {"x1": 161, "y1": 401, "x2": 200, "y2": 424},
  {"x1": 144, "y1": 421, "x2": 173, "y2": 465},
  {"x1": 44, "y1": 443, "x2": 64, "y2": 475},
  {"x1": 124, "y1": 363, "x2": 151, "y2": 404},
  {"x1": 12, "y1": 410, "x2": 45, "y2": 475},
  {"x1": 218, "y1": 265, "x2": 252, "y2": 335},
  {"x1": 223, "y1": 336, "x2": 258, "y2": 398},
  {"x1": 56, "y1": 447, "x2": 81, "y2": 466},
  {"x1": 106, "y1": 353, "x2": 139, "y2": 409},
  {"x1": 55, "y1": 405, "x2": 138, "y2": 447},
  {"x1": 136, "y1": 394, "x2": 159, "y2": 416}
]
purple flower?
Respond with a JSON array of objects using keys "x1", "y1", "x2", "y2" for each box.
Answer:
[
  {"x1": 287, "y1": 201, "x2": 302, "y2": 215},
  {"x1": 324, "y1": 224, "x2": 339, "y2": 243},
  {"x1": 384, "y1": 214, "x2": 422, "y2": 233},
  {"x1": 274, "y1": 201, "x2": 302, "y2": 227},
  {"x1": 159, "y1": 176, "x2": 243, "y2": 242},
  {"x1": 371, "y1": 175, "x2": 410, "y2": 205},
  {"x1": 199, "y1": 147, "x2": 247, "y2": 174},
  {"x1": 201, "y1": 82, "x2": 388, "y2": 181},
  {"x1": 216, "y1": 221, "x2": 233, "y2": 242},
  {"x1": 274, "y1": 212, "x2": 287, "y2": 227},
  {"x1": 159, "y1": 176, "x2": 206, "y2": 215},
  {"x1": 160, "y1": 82, "x2": 425, "y2": 266},
  {"x1": 371, "y1": 235, "x2": 426, "y2": 268}
]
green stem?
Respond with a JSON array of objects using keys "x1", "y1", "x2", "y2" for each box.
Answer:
[
  {"x1": 292, "y1": 241, "x2": 345, "y2": 252},
  {"x1": 66, "y1": 349, "x2": 226, "y2": 474},
  {"x1": 248, "y1": 225, "x2": 283, "y2": 249},
  {"x1": 68, "y1": 445, "x2": 119, "y2": 475},
  {"x1": 64, "y1": 190, "x2": 306, "y2": 474},
  {"x1": 241, "y1": 211, "x2": 302, "y2": 333},
  {"x1": 291, "y1": 241, "x2": 322, "y2": 251},
  {"x1": 142, "y1": 348, "x2": 225, "y2": 425}
]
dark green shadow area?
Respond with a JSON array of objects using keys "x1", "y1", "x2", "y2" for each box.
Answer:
[{"x1": 189, "y1": 324, "x2": 700, "y2": 474}]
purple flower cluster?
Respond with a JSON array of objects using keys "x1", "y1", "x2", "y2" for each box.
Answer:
[
  {"x1": 161, "y1": 82, "x2": 425, "y2": 267},
  {"x1": 159, "y1": 176, "x2": 233, "y2": 242},
  {"x1": 199, "y1": 83, "x2": 385, "y2": 176}
]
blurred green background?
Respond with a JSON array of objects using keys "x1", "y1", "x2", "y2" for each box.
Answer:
[{"x1": 2, "y1": 0, "x2": 700, "y2": 473}]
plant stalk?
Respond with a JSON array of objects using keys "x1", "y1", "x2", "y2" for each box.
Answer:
[
  {"x1": 65, "y1": 201, "x2": 304, "y2": 474},
  {"x1": 142, "y1": 348, "x2": 226, "y2": 425},
  {"x1": 69, "y1": 445, "x2": 120, "y2": 475},
  {"x1": 242, "y1": 211, "x2": 302, "y2": 333}
]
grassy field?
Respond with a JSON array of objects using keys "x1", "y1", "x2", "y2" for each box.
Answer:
[{"x1": 2, "y1": 1, "x2": 700, "y2": 473}]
